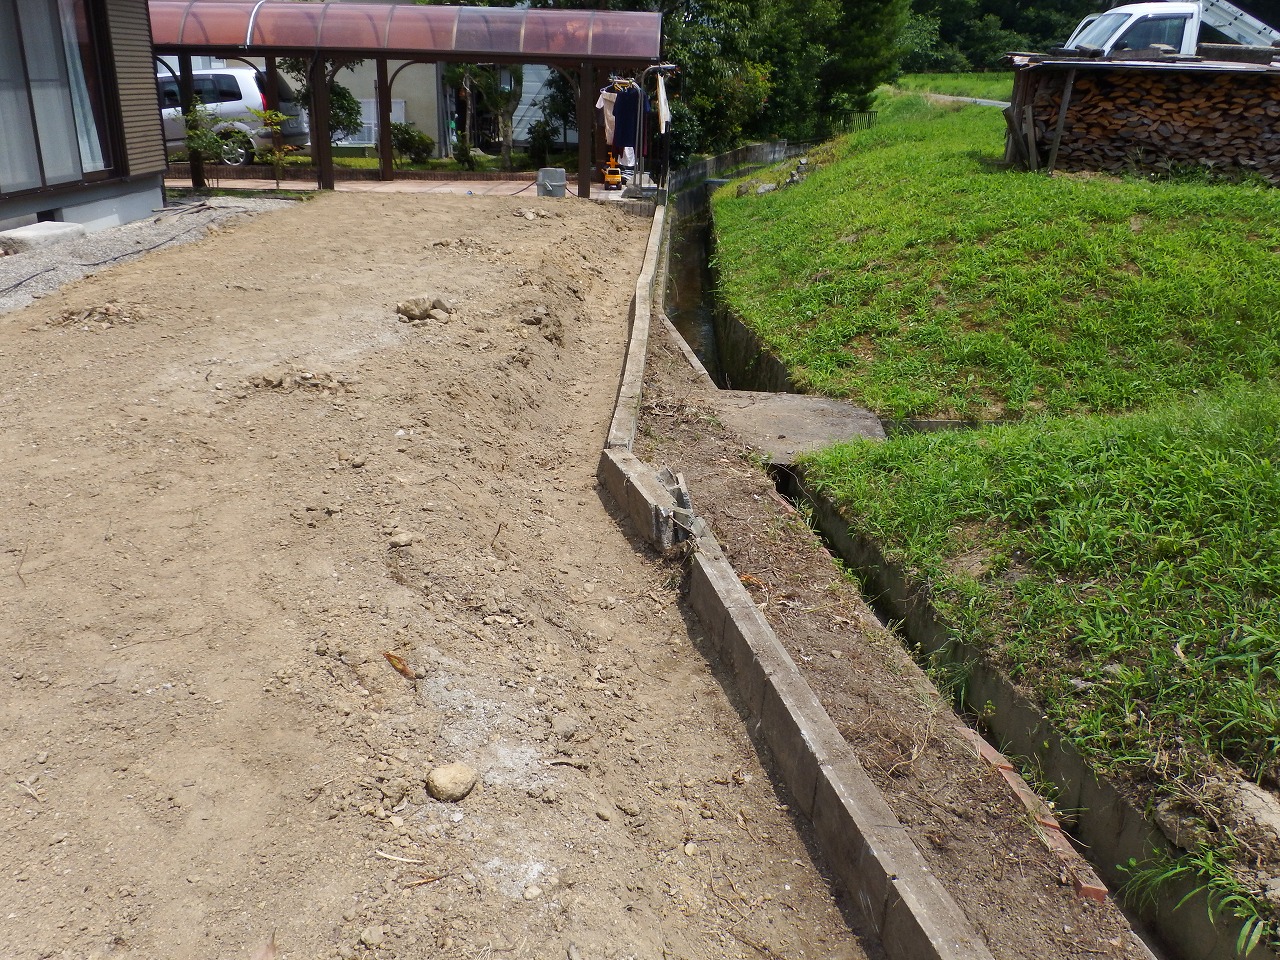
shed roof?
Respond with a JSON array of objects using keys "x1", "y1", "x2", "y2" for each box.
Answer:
[{"x1": 149, "y1": 1, "x2": 663, "y2": 64}]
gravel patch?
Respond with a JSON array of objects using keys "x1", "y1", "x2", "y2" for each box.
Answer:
[{"x1": 0, "y1": 195, "x2": 297, "y2": 316}]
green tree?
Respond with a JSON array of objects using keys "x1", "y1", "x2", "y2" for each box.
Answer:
[
  {"x1": 902, "y1": 0, "x2": 1104, "y2": 68},
  {"x1": 745, "y1": 0, "x2": 839, "y2": 141},
  {"x1": 247, "y1": 106, "x2": 295, "y2": 187},
  {"x1": 277, "y1": 58, "x2": 364, "y2": 144},
  {"x1": 820, "y1": 0, "x2": 910, "y2": 116},
  {"x1": 898, "y1": 13, "x2": 971, "y2": 72},
  {"x1": 660, "y1": 0, "x2": 772, "y2": 152},
  {"x1": 471, "y1": 65, "x2": 524, "y2": 170}
]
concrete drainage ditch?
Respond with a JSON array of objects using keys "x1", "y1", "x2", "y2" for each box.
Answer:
[
  {"x1": 640, "y1": 159, "x2": 1272, "y2": 960},
  {"x1": 773, "y1": 467, "x2": 1253, "y2": 960},
  {"x1": 601, "y1": 171, "x2": 1003, "y2": 960}
]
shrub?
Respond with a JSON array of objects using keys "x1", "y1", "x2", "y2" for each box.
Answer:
[{"x1": 389, "y1": 122, "x2": 436, "y2": 166}]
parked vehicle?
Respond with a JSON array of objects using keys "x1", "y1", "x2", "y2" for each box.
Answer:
[
  {"x1": 1060, "y1": 0, "x2": 1280, "y2": 57},
  {"x1": 157, "y1": 67, "x2": 309, "y2": 165}
]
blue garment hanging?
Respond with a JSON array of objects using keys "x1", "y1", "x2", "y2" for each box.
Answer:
[{"x1": 611, "y1": 84, "x2": 645, "y2": 150}]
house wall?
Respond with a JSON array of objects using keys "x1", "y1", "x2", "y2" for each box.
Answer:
[
  {"x1": 0, "y1": 0, "x2": 164, "y2": 232},
  {"x1": 106, "y1": 0, "x2": 166, "y2": 179},
  {"x1": 341, "y1": 61, "x2": 446, "y2": 156}
]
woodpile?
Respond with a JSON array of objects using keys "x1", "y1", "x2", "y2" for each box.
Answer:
[{"x1": 1006, "y1": 61, "x2": 1280, "y2": 182}]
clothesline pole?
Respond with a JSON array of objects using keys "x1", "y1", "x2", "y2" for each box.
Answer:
[{"x1": 628, "y1": 64, "x2": 676, "y2": 199}]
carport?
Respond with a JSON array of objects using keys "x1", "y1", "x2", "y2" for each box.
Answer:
[{"x1": 149, "y1": 0, "x2": 664, "y2": 198}]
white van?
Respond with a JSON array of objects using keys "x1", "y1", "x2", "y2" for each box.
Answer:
[{"x1": 157, "y1": 67, "x2": 309, "y2": 165}]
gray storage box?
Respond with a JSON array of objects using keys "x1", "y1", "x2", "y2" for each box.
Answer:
[{"x1": 536, "y1": 167, "x2": 567, "y2": 198}]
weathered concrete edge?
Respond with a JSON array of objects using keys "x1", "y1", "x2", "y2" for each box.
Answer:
[
  {"x1": 605, "y1": 205, "x2": 667, "y2": 451},
  {"x1": 687, "y1": 541, "x2": 995, "y2": 960},
  {"x1": 595, "y1": 200, "x2": 997, "y2": 960},
  {"x1": 658, "y1": 313, "x2": 717, "y2": 390}
]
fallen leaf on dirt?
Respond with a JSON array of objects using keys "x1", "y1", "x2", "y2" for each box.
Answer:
[{"x1": 383, "y1": 651, "x2": 415, "y2": 679}]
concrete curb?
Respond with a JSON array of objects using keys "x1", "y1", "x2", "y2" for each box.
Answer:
[
  {"x1": 605, "y1": 206, "x2": 666, "y2": 451},
  {"x1": 596, "y1": 200, "x2": 998, "y2": 960}
]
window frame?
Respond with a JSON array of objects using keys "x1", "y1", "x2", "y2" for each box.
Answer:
[
  {"x1": 0, "y1": 0, "x2": 122, "y2": 199},
  {"x1": 1113, "y1": 13, "x2": 1192, "y2": 51}
]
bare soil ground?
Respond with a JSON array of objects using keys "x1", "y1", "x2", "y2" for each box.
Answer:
[
  {"x1": 0, "y1": 193, "x2": 870, "y2": 960},
  {"x1": 0, "y1": 190, "x2": 1159, "y2": 960}
]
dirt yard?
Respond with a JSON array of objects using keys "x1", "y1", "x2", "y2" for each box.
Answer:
[
  {"x1": 0, "y1": 190, "x2": 1155, "y2": 960},
  {"x1": 0, "y1": 193, "x2": 870, "y2": 960}
]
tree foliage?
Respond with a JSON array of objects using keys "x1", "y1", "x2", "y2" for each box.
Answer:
[
  {"x1": 277, "y1": 58, "x2": 364, "y2": 143},
  {"x1": 429, "y1": 0, "x2": 1280, "y2": 158}
]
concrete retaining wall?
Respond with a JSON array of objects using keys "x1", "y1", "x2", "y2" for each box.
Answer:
[
  {"x1": 779, "y1": 468, "x2": 1268, "y2": 960},
  {"x1": 597, "y1": 164, "x2": 1001, "y2": 960}
]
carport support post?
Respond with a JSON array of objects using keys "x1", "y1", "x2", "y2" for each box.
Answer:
[
  {"x1": 178, "y1": 54, "x2": 206, "y2": 190},
  {"x1": 377, "y1": 58, "x2": 394, "y2": 181},
  {"x1": 309, "y1": 56, "x2": 335, "y2": 190},
  {"x1": 577, "y1": 62, "x2": 594, "y2": 199},
  {"x1": 264, "y1": 57, "x2": 283, "y2": 159}
]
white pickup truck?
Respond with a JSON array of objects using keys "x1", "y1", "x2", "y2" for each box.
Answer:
[{"x1": 1061, "y1": 0, "x2": 1280, "y2": 56}]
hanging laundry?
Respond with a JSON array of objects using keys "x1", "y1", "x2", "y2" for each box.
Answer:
[
  {"x1": 595, "y1": 88, "x2": 618, "y2": 145},
  {"x1": 656, "y1": 74, "x2": 671, "y2": 134},
  {"x1": 612, "y1": 83, "x2": 646, "y2": 151}
]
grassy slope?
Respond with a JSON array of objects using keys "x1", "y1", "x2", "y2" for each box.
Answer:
[
  {"x1": 711, "y1": 96, "x2": 1280, "y2": 421},
  {"x1": 894, "y1": 72, "x2": 1015, "y2": 101},
  {"x1": 802, "y1": 388, "x2": 1280, "y2": 946},
  {"x1": 712, "y1": 92, "x2": 1280, "y2": 940},
  {"x1": 804, "y1": 388, "x2": 1280, "y2": 787}
]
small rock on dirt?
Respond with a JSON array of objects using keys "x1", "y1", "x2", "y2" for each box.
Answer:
[
  {"x1": 360, "y1": 926, "x2": 386, "y2": 948},
  {"x1": 550, "y1": 714, "x2": 579, "y2": 741},
  {"x1": 395, "y1": 298, "x2": 433, "y2": 322},
  {"x1": 426, "y1": 762, "x2": 478, "y2": 802},
  {"x1": 389, "y1": 532, "x2": 415, "y2": 549}
]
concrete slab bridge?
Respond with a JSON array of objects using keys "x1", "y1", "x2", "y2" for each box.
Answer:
[{"x1": 149, "y1": 0, "x2": 663, "y2": 198}]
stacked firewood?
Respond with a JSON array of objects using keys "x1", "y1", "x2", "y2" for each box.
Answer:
[{"x1": 1010, "y1": 64, "x2": 1280, "y2": 182}]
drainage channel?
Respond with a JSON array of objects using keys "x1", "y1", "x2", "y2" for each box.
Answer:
[
  {"x1": 768, "y1": 464, "x2": 1192, "y2": 960},
  {"x1": 662, "y1": 185, "x2": 1255, "y2": 960},
  {"x1": 665, "y1": 209, "x2": 724, "y2": 386}
]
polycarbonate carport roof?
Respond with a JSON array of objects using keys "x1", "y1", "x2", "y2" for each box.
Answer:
[{"x1": 150, "y1": 1, "x2": 663, "y2": 63}]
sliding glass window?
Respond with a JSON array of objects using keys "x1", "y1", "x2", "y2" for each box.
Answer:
[{"x1": 0, "y1": 0, "x2": 115, "y2": 196}]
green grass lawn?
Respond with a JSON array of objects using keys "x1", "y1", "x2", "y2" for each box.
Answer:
[
  {"x1": 711, "y1": 95, "x2": 1280, "y2": 422},
  {"x1": 711, "y1": 90, "x2": 1280, "y2": 945},
  {"x1": 804, "y1": 386, "x2": 1280, "y2": 789},
  {"x1": 893, "y1": 71, "x2": 1014, "y2": 101},
  {"x1": 801, "y1": 386, "x2": 1280, "y2": 947}
]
